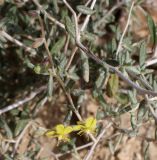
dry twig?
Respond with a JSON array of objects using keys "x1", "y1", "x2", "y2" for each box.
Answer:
[
  {"x1": 32, "y1": 0, "x2": 65, "y2": 29},
  {"x1": 11, "y1": 121, "x2": 32, "y2": 157},
  {"x1": 0, "y1": 86, "x2": 46, "y2": 115},
  {"x1": 115, "y1": 1, "x2": 135, "y2": 57},
  {"x1": 56, "y1": 142, "x2": 93, "y2": 158},
  {"x1": 0, "y1": 30, "x2": 36, "y2": 56},
  {"x1": 65, "y1": 0, "x2": 97, "y2": 70},
  {"x1": 83, "y1": 123, "x2": 112, "y2": 160},
  {"x1": 145, "y1": 95, "x2": 157, "y2": 123}
]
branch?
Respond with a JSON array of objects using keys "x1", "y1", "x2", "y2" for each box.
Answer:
[
  {"x1": 32, "y1": 0, "x2": 65, "y2": 30},
  {"x1": 11, "y1": 121, "x2": 32, "y2": 157},
  {"x1": 83, "y1": 123, "x2": 112, "y2": 160},
  {"x1": 65, "y1": 0, "x2": 97, "y2": 70},
  {"x1": 62, "y1": 0, "x2": 80, "y2": 41},
  {"x1": 38, "y1": 15, "x2": 54, "y2": 69},
  {"x1": 0, "y1": 86, "x2": 46, "y2": 115},
  {"x1": 115, "y1": 1, "x2": 135, "y2": 57},
  {"x1": 145, "y1": 58, "x2": 157, "y2": 67},
  {"x1": 56, "y1": 142, "x2": 93, "y2": 158},
  {"x1": 145, "y1": 95, "x2": 157, "y2": 123},
  {"x1": 0, "y1": 30, "x2": 36, "y2": 56},
  {"x1": 77, "y1": 39, "x2": 157, "y2": 96}
]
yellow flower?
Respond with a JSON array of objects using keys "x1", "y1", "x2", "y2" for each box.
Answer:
[
  {"x1": 73, "y1": 117, "x2": 97, "y2": 135},
  {"x1": 45, "y1": 124, "x2": 73, "y2": 142}
]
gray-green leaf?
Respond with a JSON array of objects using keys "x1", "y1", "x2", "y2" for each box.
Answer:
[
  {"x1": 147, "y1": 14, "x2": 157, "y2": 46},
  {"x1": 81, "y1": 51, "x2": 89, "y2": 82},
  {"x1": 139, "y1": 41, "x2": 146, "y2": 67},
  {"x1": 48, "y1": 70, "x2": 53, "y2": 97},
  {"x1": 65, "y1": 17, "x2": 75, "y2": 38},
  {"x1": 51, "y1": 36, "x2": 66, "y2": 55},
  {"x1": 76, "y1": 5, "x2": 95, "y2": 15}
]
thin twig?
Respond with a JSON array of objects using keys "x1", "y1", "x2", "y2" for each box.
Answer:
[
  {"x1": 56, "y1": 142, "x2": 93, "y2": 158},
  {"x1": 65, "y1": 0, "x2": 97, "y2": 70},
  {"x1": 81, "y1": 0, "x2": 97, "y2": 31},
  {"x1": 64, "y1": 34, "x2": 70, "y2": 55},
  {"x1": 145, "y1": 58, "x2": 157, "y2": 67},
  {"x1": 66, "y1": 47, "x2": 78, "y2": 70},
  {"x1": 153, "y1": 44, "x2": 157, "y2": 58},
  {"x1": 47, "y1": 26, "x2": 55, "y2": 47},
  {"x1": 83, "y1": 123, "x2": 112, "y2": 160},
  {"x1": 0, "y1": 86, "x2": 46, "y2": 115},
  {"x1": 148, "y1": 97, "x2": 157, "y2": 101},
  {"x1": 32, "y1": 0, "x2": 65, "y2": 30},
  {"x1": 77, "y1": 37, "x2": 157, "y2": 96},
  {"x1": 11, "y1": 121, "x2": 32, "y2": 157},
  {"x1": 148, "y1": 104, "x2": 157, "y2": 122},
  {"x1": 38, "y1": 16, "x2": 54, "y2": 68},
  {"x1": 0, "y1": 30, "x2": 36, "y2": 56},
  {"x1": 115, "y1": 1, "x2": 135, "y2": 57},
  {"x1": 51, "y1": 153, "x2": 60, "y2": 160},
  {"x1": 145, "y1": 95, "x2": 157, "y2": 123},
  {"x1": 126, "y1": 69, "x2": 153, "y2": 90}
]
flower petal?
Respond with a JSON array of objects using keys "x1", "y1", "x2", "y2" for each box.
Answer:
[
  {"x1": 85, "y1": 117, "x2": 96, "y2": 129},
  {"x1": 72, "y1": 125, "x2": 82, "y2": 131},
  {"x1": 45, "y1": 130, "x2": 55, "y2": 137},
  {"x1": 64, "y1": 126, "x2": 73, "y2": 134},
  {"x1": 56, "y1": 124, "x2": 65, "y2": 134}
]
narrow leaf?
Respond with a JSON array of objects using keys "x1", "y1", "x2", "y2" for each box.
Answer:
[
  {"x1": 139, "y1": 41, "x2": 146, "y2": 66},
  {"x1": 143, "y1": 141, "x2": 149, "y2": 160},
  {"x1": 95, "y1": 70, "x2": 106, "y2": 89},
  {"x1": 32, "y1": 38, "x2": 44, "y2": 48},
  {"x1": 67, "y1": 66, "x2": 79, "y2": 81},
  {"x1": 107, "y1": 74, "x2": 119, "y2": 97},
  {"x1": 81, "y1": 31, "x2": 96, "y2": 42},
  {"x1": 137, "y1": 100, "x2": 147, "y2": 124},
  {"x1": 126, "y1": 66, "x2": 141, "y2": 76},
  {"x1": 147, "y1": 14, "x2": 157, "y2": 46},
  {"x1": 48, "y1": 70, "x2": 53, "y2": 97},
  {"x1": 81, "y1": 51, "x2": 89, "y2": 82},
  {"x1": 130, "y1": 112, "x2": 137, "y2": 130},
  {"x1": 76, "y1": 5, "x2": 95, "y2": 15},
  {"x1": 65, "y1": 17, "x2": 75, "y2": 38},
  {"x1": 51, "y1": 36, "x2": 66, "y2": 55},
  {"x1": 112, "y1": 38, "x2": 117, "y2": 53},
  {"x1": 128, "y1": 90, "x2": 137, "y2": 104}
]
